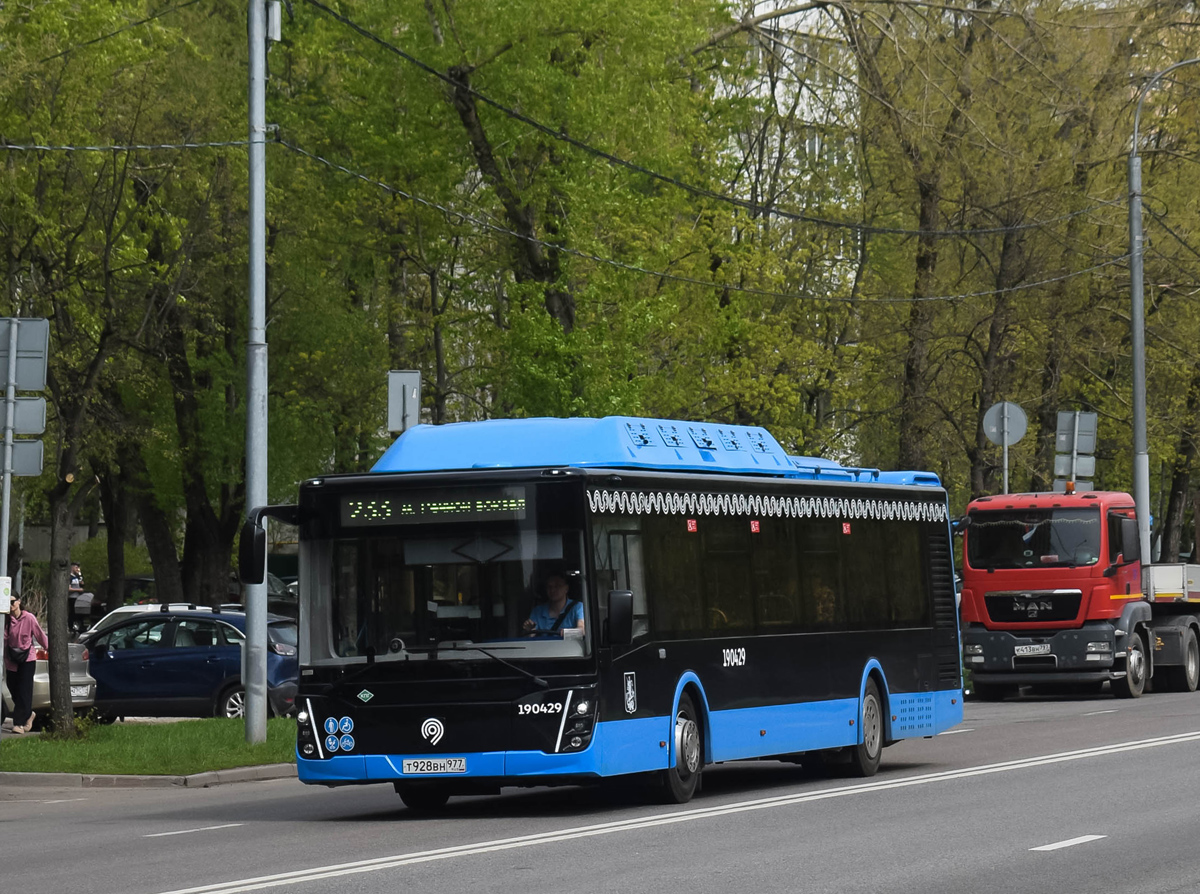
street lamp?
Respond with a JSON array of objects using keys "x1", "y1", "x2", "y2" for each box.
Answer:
[{"x1": 1128, "y1": 58, "x2": 1199, "y2": 565}]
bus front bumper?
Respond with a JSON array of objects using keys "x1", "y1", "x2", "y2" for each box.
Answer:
[{"x1": 296, "y1": 716, "x2": 671, "y2": 786}]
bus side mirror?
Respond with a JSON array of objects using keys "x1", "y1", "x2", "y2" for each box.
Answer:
[
  {"x1": 239, "y1": 516, "x2": 267, "y2": 585},
  {"x1": 607, "y1": 590, "x2": 634, "y2": 646},
  {"x1": 1119, "y1": 517, "x2": 1141, "y2": 565}
]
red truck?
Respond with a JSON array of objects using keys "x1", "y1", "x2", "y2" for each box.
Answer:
[{"x1": 960, "y1": 489, "x2": 1200, "y2": 699}]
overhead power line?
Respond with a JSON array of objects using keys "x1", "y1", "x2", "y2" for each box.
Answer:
[
  {"x1": 0, "y1": 139, "x2": 249, "y2": 152},
  {"x1": 279, "y1": 136, "x2": 1129, "y2": 306},
  {"x1": 39, "y1": 0, "x2": 205, "y2": 64},
  {"x1": 301, "y1": 0, "x2": 1113, "y2": 241}
]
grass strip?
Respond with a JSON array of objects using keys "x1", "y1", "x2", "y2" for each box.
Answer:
[{"x1": 0, "y1": 717, "x2": 296, "y2": 776}]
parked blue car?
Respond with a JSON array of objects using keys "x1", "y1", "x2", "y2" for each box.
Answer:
[{"x1": 81, "y1": 607, "x2": 298, "y2": 719}]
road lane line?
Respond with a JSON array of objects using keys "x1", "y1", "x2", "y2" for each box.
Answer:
[
  {"x1": 1083, "y1": 710, "x2": 1117, "y2": 716},
  {"x1": 938, "y1": 728, "x2": 974, "y2": 735},
  {"x1": 145, "y1": 823, "x2": 244, "y2": 838},
  {"x1": 1031, "y1": 834, "x2": 1106, "y2": 851},
  {"x1": 152, "y1": 728, "x2": 1200, "y2": 894}
]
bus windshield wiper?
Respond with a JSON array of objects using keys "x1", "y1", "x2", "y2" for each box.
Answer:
[{"x1": 437, "y1": 643, "x2": 548, "y2": 688}]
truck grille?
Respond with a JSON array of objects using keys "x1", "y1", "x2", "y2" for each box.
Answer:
[{"x1": 985, "y1": 591, "x2": 1081, "y2": 623}]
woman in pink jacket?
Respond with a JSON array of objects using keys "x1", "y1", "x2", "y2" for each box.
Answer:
[{"x1": 5, "y1": 596, "x2": 48, "y2": 734}]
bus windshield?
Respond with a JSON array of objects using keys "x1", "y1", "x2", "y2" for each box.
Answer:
[
  {"x1": 303, "y1": 482, "x2": 591, "y2": 665},
  {"x1": 966, "y1": 507, "x2": 1101, "y2": 569}
]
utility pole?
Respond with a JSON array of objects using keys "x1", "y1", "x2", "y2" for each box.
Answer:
[
  {"x1": 1129, "y1": 58, "x2": 1199, "y2": 566},
  {"x1": 245, "y1": 0, "x2": 271, "y2": 744}
]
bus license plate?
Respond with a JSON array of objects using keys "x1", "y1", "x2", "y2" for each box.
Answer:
[
  {"x1": 1014, "y1": 644, "x2": 1051, "y2": 656},
  {"x1": 402, "y1": 758, "x2": 467, "y2": 775}
]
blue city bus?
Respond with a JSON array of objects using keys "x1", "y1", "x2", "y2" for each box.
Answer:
[{"x1": 240, "y1": 416, "x2": 963, "y2": 809}]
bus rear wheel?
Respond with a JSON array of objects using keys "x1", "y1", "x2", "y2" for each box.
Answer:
[
  {"x1": 660, "y1": 692, "x2": 703, "y2": 803},
  {"x1": 848, "y1": 680, "x2": 883, "y2": 777},
  {"x1": 395, "y1": 783, "x2": 451, "y2": 812}
]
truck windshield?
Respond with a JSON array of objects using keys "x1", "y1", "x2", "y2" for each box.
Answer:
[{"x1": 966, "y1": 507, "x2": 1101, "y2": 569}]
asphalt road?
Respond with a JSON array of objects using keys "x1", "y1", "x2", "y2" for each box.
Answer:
[{"x1": 6, "y1": 690, "x2": 1200, "y2": 894}]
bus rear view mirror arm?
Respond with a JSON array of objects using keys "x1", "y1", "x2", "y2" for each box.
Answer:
[{"x1": 239, "y1": 504, "x2": 301, "y2": 585}]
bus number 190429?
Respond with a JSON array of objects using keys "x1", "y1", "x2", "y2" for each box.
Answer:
[
  {"x1": 723, "y1": 647, "x2": 746, "y2": 667},
  {"x1": 518, "y1": 702, "x2": 563, "y2": 715}
]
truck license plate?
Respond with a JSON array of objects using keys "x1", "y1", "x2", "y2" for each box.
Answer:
[
  {"x1": 402, "y1": 758, "x2": 467, "y2": 774},
  {"x1": 1014, "y1": 644, "x2": 1051, "y2": 656}
]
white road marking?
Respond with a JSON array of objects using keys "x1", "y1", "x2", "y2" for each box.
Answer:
[
  {"x1": 7, "y1": 798, "x2": 89, "y2": 804},
  {"x1": 1030, "y1": 834, "x2": 1107, "y2": 851},
  {"x1": 151, "y1": 729, "x2": 1200, "y2": 894},
  {"x1": 938, "y1": 728, "x2": 973, "y2": 735},
  {"x1": 1083, "y1": 710, "x2": 1117, "y2": 716},
  {"x1": 145, "y1": 823, "x2": 244, "y2": 838}
]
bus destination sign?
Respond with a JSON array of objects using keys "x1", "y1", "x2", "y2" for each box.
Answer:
[{"x1": 340, "y1": 487, "x2": 527, "y2": 527}]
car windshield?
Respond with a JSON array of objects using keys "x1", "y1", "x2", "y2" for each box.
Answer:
[{"x1": 967, "y1": 507, "x2": 1102, "y2": 569}]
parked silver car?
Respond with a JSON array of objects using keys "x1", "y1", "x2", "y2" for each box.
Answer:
[{"x1": 2, "y1": 642, "x2": 96, "y2": 731}]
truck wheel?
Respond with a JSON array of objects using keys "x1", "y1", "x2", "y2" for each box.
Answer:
[
  {"x1": 1114, "y1": 632, "x2": 1147, "y2": 698},
  {"x1": 972, "y1": 682, "x2": 1009, "y2": 702},
  {"x1": 1161, "y1": 629, "x2": 1200, "y2": 693}
]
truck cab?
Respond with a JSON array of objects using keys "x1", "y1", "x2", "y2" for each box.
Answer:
[{"x1": 960, "y1": 490, "x2": 1145, "y2": 699}]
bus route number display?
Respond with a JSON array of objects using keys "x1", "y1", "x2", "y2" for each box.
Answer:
[{"x1": 340, "y1": 487, "x2": 527, "y2": 527}]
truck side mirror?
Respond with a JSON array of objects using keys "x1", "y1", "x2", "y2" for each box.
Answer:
[
  {"x1": 1119, "y1": 517, "x2": 1141, "y2": 565},
  {"x1": 607, "y1": 590, "x2": 634, "y2": 646}
]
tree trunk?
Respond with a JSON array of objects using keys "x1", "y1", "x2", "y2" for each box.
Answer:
[
  {"x1": 98, "y1": 468, "x2": 128, "y2": 615},
  {"x1": 45, "y1": 483, "x2": 93, "y2": 737},
  {"x1": 1161, "y1": 363, "x2": 1200, "y2": 562}
]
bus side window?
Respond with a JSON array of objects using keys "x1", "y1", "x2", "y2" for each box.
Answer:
[{"x1": 594, "y1": 519, "x2": 649, "y2": 641}]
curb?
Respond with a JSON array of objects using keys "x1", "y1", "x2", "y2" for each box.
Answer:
[{"x1": 0, "y1": 763, "x2": 297, "y2": 789}]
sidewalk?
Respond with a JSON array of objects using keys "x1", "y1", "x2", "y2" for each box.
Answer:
[{"x1": 0, "y1": 762, "x2": 297, "y2": 788}]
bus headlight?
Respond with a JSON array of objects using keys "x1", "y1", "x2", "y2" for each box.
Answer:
[
  {"x1": 575, "y1": 700, "x2": 590, "y2": 715},
  {"x1": 297, "y1": 710, "x2": 309, "y2": 724}
]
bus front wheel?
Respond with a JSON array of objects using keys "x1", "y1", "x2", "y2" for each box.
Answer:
[
  {"x1": 660, "y1": 691, "x2": 703, "y2": 803},
  {"x1": 848, "y1": 680, "x2": 883, "y2": 777},
  {"x1": 395, "y1": 783, "x2": 451, "y2": 812}
]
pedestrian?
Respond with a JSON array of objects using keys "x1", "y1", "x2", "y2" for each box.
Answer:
[
  {"x1": 5, "y1": 595, "x2": 48, "y2": 734},
  {"x1": 69, "y1": 562, "x2": 84, "y2": 595}
]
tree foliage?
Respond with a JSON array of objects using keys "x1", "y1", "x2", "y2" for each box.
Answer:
[{"x1": 1, "y1": 0, "x2": 1199, "y2": 729}]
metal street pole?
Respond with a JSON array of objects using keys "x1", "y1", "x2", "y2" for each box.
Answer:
[
  {"x1": 1129, "y1": 58, "x2": 1200, "y2": 566},
  {"x1": 245, "y1": 0, "x2": 269, "y2": 743},
  {"x1": 0, "y1": 319, "x2": 16, "y2": 738},
  {"x1": 1001, "y1": 402, "x2": 1009, "y2": 495}
]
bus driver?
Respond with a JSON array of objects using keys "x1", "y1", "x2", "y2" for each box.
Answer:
[{"x1": 523, "y1": 573, "x2": 584, "y2": 636}]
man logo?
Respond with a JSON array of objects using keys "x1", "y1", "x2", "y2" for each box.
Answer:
[
  {"x1": 421, "y1": 718, "x2": 445, "y2": 745},
  {"x1": 623, "y1": 672, "x2": 637, "y2": 714}
]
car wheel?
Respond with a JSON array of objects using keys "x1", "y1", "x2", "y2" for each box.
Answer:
[{"x1": 216, "y1": 684, "x2": 246, "y2": 718}]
